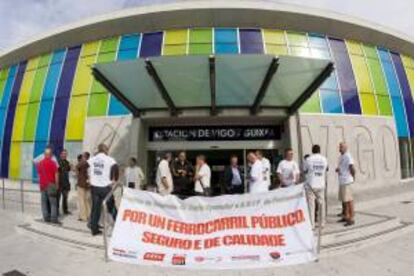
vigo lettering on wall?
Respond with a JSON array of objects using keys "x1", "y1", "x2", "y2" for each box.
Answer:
[{"x1": 299, "y1": 115, "x2": 400, "y2": 194}]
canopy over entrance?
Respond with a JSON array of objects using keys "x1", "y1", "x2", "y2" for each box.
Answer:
[{"x1": 92, "y1": 54, "x2": 333, "y2": 118}]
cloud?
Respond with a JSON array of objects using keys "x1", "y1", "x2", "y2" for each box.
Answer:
[{"x1": 0, "y1": 0, "x2": 413, "y2": 51}]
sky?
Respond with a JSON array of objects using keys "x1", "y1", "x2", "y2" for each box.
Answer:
[{"x1": 0, "y1": 0, "x2": 413, "y2": 51}]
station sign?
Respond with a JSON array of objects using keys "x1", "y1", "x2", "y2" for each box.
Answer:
[{"x1": 149, "y1": 125, "x2": 282, "y2": 142}]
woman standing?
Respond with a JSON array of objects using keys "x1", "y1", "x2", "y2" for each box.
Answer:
[{"x1": 124, "y1": 157, "x2": 145, "y2": 189}]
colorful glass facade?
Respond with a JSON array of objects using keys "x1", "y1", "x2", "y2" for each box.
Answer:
[{"x1": 1, "y1": 28, "x2": 414, "y2": 180}]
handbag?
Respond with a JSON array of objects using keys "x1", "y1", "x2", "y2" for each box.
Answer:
[{"x1": 39, "y1": 161, "x2": 58, "y2": 197}]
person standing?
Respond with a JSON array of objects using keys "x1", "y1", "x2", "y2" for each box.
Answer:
[
  {"x1": 156, "y1": 152, "x2": 173, "y2": 196},
  {"x1": 194, "y1": 155, "x2": 211, "y2": 196},
  {"x1": 76, "y1": 152, "x2": 91, "y2": 222},
  {"x1": 57, "y1": 149, "x2": 72, "y2": 215},
  {"x1": 224, "y1": 155, "x2": 244, "y2": 194},
  {"x1": 171, "y1": 151, "x2": 194, "y2": 198},
  {"x1": 304, "y1": 145, "x2": 328, "y2": 228},
  {"x1": 276, "y1": 148, "x2": 300, "y2": 188},
  {"x1": 256, "y1": 150, "x2": 271, "y2": 189},
  {"x1": 336, "y1": 142, "x2": 356, "y2": 227},
  {"x1": 88, "y1": 144, "x2": 119, "y2": 236},
  {"x1": 124, "y1": 157, "x2": 145, "y2": 189},
  {"x1": 247, "y1": 151, "x2": 267, "y2": 194},
  {"x1": 36, "y1": 147, "x2": 60, "y2": 224}
]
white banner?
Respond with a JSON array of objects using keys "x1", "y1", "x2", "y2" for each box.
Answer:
[{"x1": 109, "y1": 184, "x2": 316, "y2": 269}]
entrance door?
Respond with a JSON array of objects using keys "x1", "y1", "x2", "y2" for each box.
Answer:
[{"x1": 147, "y1": 149, "x2": 244, "y2": 196}]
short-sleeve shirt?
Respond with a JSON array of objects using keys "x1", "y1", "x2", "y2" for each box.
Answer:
[
  {"x1": 87, "y1": 153, "x2": 116, "y2": 187},
  {"x1": 249, "y1": 160, "x2": 267, "y2": 194},
  {"x1": 305, "y1": 154, "x2": 328, "y2": 190},
  {"x1": 156, "y1": 159, "x2": 173, "y2": 195},
  {"x1": 195, "y1": 164, "x2": 211, "y2": 193},
  {"x1": 36, "y1": 158, "x2": 58, "y2": 191},
  {"x1": 277, "y1": 160, "x2": 300, "y2": 187},
  {"x1": 261, "y1": 157, "x2": 271, "y2": 187},
  {"x1": 338, "y1": 152, "x2": 354, "y2": 185}
]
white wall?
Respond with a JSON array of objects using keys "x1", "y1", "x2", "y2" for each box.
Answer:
[{"x1": 298, "y1": 114, "x2": 401, "y2": 195}]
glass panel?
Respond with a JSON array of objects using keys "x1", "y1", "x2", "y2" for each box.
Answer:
[
  {"x1": 263, "y1": 29, "x2": 286, "y2": 45},
  {"x1": 163, "y1": 45, "x2": 187, "y2": 56},
  {"x1": 350, "y1": 55, "x2": 374, "y2": 93},
  {"x1": 140, "y1": 32, "x2": 163, "y2": 57},
  {"x1": 290, "y1": 46, "x2": 312, "y2": 57},
  {"x1": 286, "y1": 32, "x2": 308, "y2": 47},
  {"x1": 239, "y1": 29, "x2": 263, "y2": 54},
  {"x1": 367, "y1": 58, "x2": 388, "y2": 95},
  {"x1": 362, "y1": 45, "x2": 378, "y2": 59},
  {"x1": 308, "y1": 34, "x2": 328, "y2": 48},
  {"x1": 189, "y1": 44, "x2": 213, "y2": 55},
  {"x1": 189, "y1": 28, "x2": 212, "y2": 43},
  {"x1": 265, "y1": 45, "x2": 288, "y2": 55},
  {"x1": 320, "y1": 89, "x2": 343, "y2": 113},
  {"x1": 150, "y1": 56, "x2": 210, "y2": 107},
  {"x1": 376, "y1": 95, "x2": 393, "y2": 116},
  {"x1": 359, "y1": 93, "x2": 378, "y2": 115},
  {"x1": 390, "y1": 97, "x2": 409, "y2": 137},
  {"x1": 346, "y1": 40, "x2": 363, "y2": 55},
  {"x1": 216, "y1": 55, "x2": 271, "y2": 106},
  {"x1": 300, "y1": 92, "x2": 321, "y2": 113}
]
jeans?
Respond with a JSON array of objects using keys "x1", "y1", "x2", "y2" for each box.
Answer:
[
  {"x1": 90, "y1": 186, "x2": 117, "y2": 234},
  {"x1": 41, "y1": 190, "x2": 58, "y2": 222}
]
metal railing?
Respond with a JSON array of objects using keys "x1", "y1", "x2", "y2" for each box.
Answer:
[
  {"x1": 102, "y1": 181, "x2": 124, "y2": 262},
  {"x1": 1, "y1": 178, "x2": 40, "y2": 213}
]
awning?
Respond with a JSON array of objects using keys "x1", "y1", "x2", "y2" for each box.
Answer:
[{"x1": 92, "y1": 54, "x2": 333, "y2": 117}]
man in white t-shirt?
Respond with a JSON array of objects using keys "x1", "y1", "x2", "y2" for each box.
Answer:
[
  {"x1": 87, "y1": 144, "x2": 119, "y2": 236},
  {"x1": 256, "y1": 150, "x2": 271, "y2": 189},
  {"x1": 277, "y1": 148, "x2": 300, "y2": 188},
  {"x1": 194, "y1": 155, "x2": 211, "y2": 196},
  {"x1": 336, "y1": 142, "x2": 356, "y2": 226},
  {"x1": 304, "y1": 144, "x2": 328, "y2": 228},
  {"x1": 247, "y1": 152, "x2": 267, "y2": 194},
  {"x1": 156, "y1": 152, "x2": 173, "y2": 196}
]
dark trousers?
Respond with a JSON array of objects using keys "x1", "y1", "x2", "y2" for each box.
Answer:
[
  {"x1": 90, "y1": 186, "x2": 117, "y2": 234},
  {"x1": 41, "y1": 191, "x2": 58, "y2": 223},
  {"x1": 230, "y1": 185, "x2": 244, "y2": 194},
  {"x1": 56, "y1": 188, "x2": 70, "y2": 215}
]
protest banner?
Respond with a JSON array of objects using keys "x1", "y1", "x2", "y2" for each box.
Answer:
[{"x1": 109, "y1": 184, "x2": 316, "y2": 269}]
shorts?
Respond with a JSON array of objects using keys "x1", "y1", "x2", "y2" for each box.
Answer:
[{"x1": 338, "y1": 184, "x2": 353, "y2": 202}]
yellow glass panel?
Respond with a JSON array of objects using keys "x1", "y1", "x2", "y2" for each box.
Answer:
[
  {"x1": 360, "y1": 93, "x2": 378, "y2": 115},
  {"x1": 286, "y1": 32, "x2": 308, "y2": 47},
  {"x1": 263, "y1": 29, "x2": 286, "y2": 45},
  {"x1": 404, "y1": 67, "x2": 414, "y2": 99},
  {"x1": 18, "y1": 59, "x2": 38, "y2": 104},
  {"x1": 11, "y1": 104, "x2": 29, "y2": 141},
  {"x1": 164, "y1": 29, "x2": 188, "y2": 45},
  {"x1": 9, "y1": 142, "x2": 21, "y2": 179},
  {"x1": 26, "y1": 57, "x2": 40, "y2": 71},
  {"x1": 163, "y1": 45, "x2": 187, "y2": 56},
  {"x1": 350, "y1": 55, "x2": 374, "y2": 93},
  {"x1": 65, "y1": 96, "x2": 88, "y2": 140},
  {"x1": 265, "y1": 45, "x2": 288, "y2": 55},
  {"x1": 401, "y1": 54, "x2": 414, "y2": 68},
  {"x1": 346, "y1": 40, "x2": 364, "y2": 55},
  {"x1": 71, "y1": 42, "x2": 100, "y2": 96}
]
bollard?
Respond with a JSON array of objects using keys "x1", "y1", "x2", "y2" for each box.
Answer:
[
  {"x1": 20, "y1": 180, "x2": 24, "y2": 213},
  {"x1": 2, "y1": 179, "x2": 5, "y2": 209}
]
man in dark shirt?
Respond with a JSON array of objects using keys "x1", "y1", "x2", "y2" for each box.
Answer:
[
  {"x1": 58, "y1": 149, "x2": 72, "y2": 215},
  {"x1": 76, "y1": 152, "x2": 91, "y2": 221},
  {"x1": 172, "y1": 151, "x2": 194, "y2": 199},
  {"x1": 224, "y1": 155, "x2": 244, "y2": 194}
]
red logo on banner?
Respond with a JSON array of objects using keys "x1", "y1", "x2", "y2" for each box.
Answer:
[
  {"x1": 172, "y1": 254, "x2": 186, "y2": 265},
  {"x1": 143, "y1": 252, "x2": 165, "y2": 262},
  {"x1": 269, "y1": 251, "x2": 281, "y2": 260}
]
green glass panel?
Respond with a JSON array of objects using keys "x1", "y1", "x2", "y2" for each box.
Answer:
[
  {"x1": 23, "y1": 103, "x2": 40, "y2": 141},
  {"x1": 88, "y1": 93, "x2": 109, "y2": 116},
  {"x1": 300, "y1": 91, "x2": 321, "y2": 113},
  {"x1": 286, "y1": 32, "x2": 308, "y2": 47},
  {"x1": 362, "y1": 45, "x2": 378, "y2": 59},
  {"x1": 189, "y1": 28, "x2": 212, "y2": 43},
  {"x1": 29, "y1": 67, "x2": 48, "y2": 102},
  {"x1": 366, "y1": 58, "x2": 388, "y2": 96},
  {"x1": 38, "y1": 54, "x2": 51, "y2": 68},
  {"x1": 189, "y1": 44, "x2": 213, "y2": 55},
  {"x1": 0, "y1": 68, "x2": 8, "y2": 80},
  {"x1": 377, "y1": 95, "x2": 393, "y2": 116},
  {"x1": 0, "y1": 68, "x2": 9, "y2": 100},
  {"x1": 97, "y1": 37, "x2": 119, "y2": 63}
]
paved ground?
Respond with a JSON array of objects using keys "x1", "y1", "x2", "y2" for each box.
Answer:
[{"x1": 1, "y1": 182, "x2": 414, "y2": 275}]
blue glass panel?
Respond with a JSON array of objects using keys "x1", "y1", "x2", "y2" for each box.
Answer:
[
  {"x1": 391, "y1": 52, "x2": 414, "y2": 137},
  {"x1": 118, "y1": 34, "x2": 140, "y2": 61},
  {"x1": 390, "y1": 97, "x2": 409, "y2": 137},
  {"x1": 321, "y1": 73, "x2": 339, "y2": 90},
  {"x1": 320, "y1": 89, "x2": 343, "y2": 113},
  {"x1": 35, "y1": 100, "x2": 53, "y2": 141},
  {"x1": 308, "y1": 34, "x2": 328, "y2": 48},
  {"x1": 215, "y1": 44, "x2": 238, "y2": 54},
  {"x1": 49, "y1": 46, "x2": 81, "y2": 156},
  {"x1": 108, "y1": 98, "x2": 129, "y2": 115},
  {"x1": 1, "y1": 61, "x2": 27, "y2": 177},
  {"x1": 215, "y1": 28, "x2": 238, "y2": 43},
  {"x1": 239, "y1": 29, "x2": 263, "y2": 54},
  {"x1": 140, "y1": 32, "x2": 163, "y2": 58},
  {"x1": 41, "y1": 50, "x2": 66, "y2": 100},
  {"x1": 328, "y1": 38, "x2": 361, "y2": 114}
]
